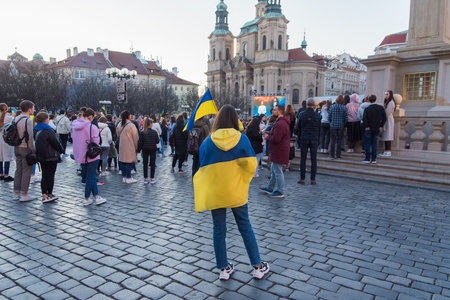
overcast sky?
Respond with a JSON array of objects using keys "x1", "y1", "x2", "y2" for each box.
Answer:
[{"x1": 1, "y1": 0, "x2": 410, "y2": 85}]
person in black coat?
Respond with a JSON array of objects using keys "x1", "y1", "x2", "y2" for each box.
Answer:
[
  {"x1": 362, "y1": 95, "x2": 387, "y2": 164},
  {"x1": 244, "y1": 117, "x2": 263, "y2": 178},
  {"x1": 34, "y1": 112, "x2": 64, "y2": 203},
  {"x1": 295, "y1": 98, "x2": 321, "y2": 185},
  {"x1": 171, "y1": 115, "x2": 189, "y2": 173},
  {"x1": 138, "y1": 117, "x2": 160, "y2": 184}
]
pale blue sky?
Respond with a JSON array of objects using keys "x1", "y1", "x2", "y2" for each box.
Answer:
[{"x1": 1, "y1": 0, "x2": 410, "y2": 85}]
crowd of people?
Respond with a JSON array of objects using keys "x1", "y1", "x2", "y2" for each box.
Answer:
[{"x1": 0, "y1": 92, "x2": 395, "y2": 280}]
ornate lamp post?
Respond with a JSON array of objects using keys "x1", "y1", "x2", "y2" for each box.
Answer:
[{"x1": 105, "y1": 68, "x2": 137, "y2": 104}]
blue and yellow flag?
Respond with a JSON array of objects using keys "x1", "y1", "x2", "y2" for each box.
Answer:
[
  {"x1": 102, "y1": 106, "x2": 107, "y2": 115},
  {"x1": 184, "y1": 89, "x2": 218, "y2": 131}
]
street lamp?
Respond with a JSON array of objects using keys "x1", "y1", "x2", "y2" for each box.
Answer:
[{"x1": 105, "y1": 67, "x2": 137, "y2": 80}]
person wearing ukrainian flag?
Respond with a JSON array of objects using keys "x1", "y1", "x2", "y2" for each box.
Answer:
[{"x1": 193, "y1": 104, "x2": 270, "y2": 281}]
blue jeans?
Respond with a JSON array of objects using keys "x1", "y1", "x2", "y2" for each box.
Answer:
[
  {"x1": 122, "y1": 162, "x2": 133, "y2": 178},
  {"x1": 31, "y1": 164, "x2": 36, "y2": 175},
  {"x1": 82, "y1": 160, "x2": 99, "y2": 198},
  {"x1": 267, "y1": 162, "x2": 284, "y2": 194},
  {"x1": 364, "y1": 130, "x2": 379, "y2": 162},
  {"x1": 255, "y1": 153, "x2": 263, "y2": 177},
  {"x1": 211, "y1": 204, "x2": 261, "y2": 270},
  {"x1": 100, "y1": 146, "x2": 110, "y2": 172},
  {"x1": 0, "y1": 161, "x2": 10, "y2": 176},
  {"x1": 159, "y1": 137, "x2": 165, "y2": 156}
]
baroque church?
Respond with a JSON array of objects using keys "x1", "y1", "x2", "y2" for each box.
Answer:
[{"x1": 206, "y1": 0, "x2": 318, "y2": 111}]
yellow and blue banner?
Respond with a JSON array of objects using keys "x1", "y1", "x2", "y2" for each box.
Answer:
[
  {"x1": 193, "y1": 129, "x2": 257, "y2": 212},
  {"x1": 184, "y1": 89, "x2": 218, "y2": 131}
]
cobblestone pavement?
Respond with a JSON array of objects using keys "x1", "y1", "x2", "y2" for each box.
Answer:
[{"x1": 0, "y1": 150, "x2": 449, "y2": 300}]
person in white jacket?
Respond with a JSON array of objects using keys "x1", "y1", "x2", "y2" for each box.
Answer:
[
  {"x1": 379, "y1": 90, "x2": 396, "y2": 157},
  {"x1": 98, "y1": 117, "x2": 113, "y2": 176},
  {"x1": 55, "y1": 110, "x2": 72, "y2": 155}
]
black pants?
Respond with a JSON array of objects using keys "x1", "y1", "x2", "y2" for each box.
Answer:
[
  {"x1": 172, "y1": 154, "x2": 185, "y2": 170},
  {"x1": 192, "y1": 154, "x2": 200, "y2": 177},
  {"x1": 300, "y1": 139, "x2": 318, "y2": 181},
  {"x1": 330, "y1": 128, "x2": 345, "y2": 158},
  {"x1": 142, "y1": 150, "x2": 157, "y2": 179},
  {"x1": 59, "y1": 134, "x2": 69, "y2": 154},
  {"x1": 385, "y1": 141, "x2": 392, "y2": 151},
  {"x1": 108, "y1": 157, "x2": 117, "y2": 168},
  {"x1": 41, "y1": 161, "x2": 57, "y2": 195}
]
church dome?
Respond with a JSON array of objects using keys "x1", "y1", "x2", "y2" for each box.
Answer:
[
  {"x1": 33, "y1": 53, "x2": 43, "y2": 60},
  {"x1": 217, "y1": 0, "x2": 227, "y2": 10}
]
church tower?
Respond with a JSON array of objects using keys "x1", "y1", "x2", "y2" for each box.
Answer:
[
  {"x1": 207, "y1": 0, "x2": 235, "y2": 99},
  {"x1": 256, "y1": 0, "x2": 267, "y2": 18}
]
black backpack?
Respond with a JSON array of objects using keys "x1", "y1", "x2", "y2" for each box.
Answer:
[
  {"x1": 3, "y1": 117, "x2": 28, "y2": 147},
  {"x1": 187, "y1": 128, "x2": 201, "y2": 155}
]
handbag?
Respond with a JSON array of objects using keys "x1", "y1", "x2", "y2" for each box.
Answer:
[
  {"x1": 86, "y1": 124, "x2": 102, "y2": 161},
  {"x1": 25, "y1": 152, "x2": 38, "y2": 166}
]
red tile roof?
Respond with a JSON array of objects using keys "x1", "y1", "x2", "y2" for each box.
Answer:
[
  {"x1": 379, "y1": 32, "x2": 407, "y2": 47},
  {"x1": 288, "y1": 48, "x2": 314, "y2": 62},
  {"x1": 163, "y1": 71, "x2": 198, "y2": 86},
  {"x1": 144, "y1": 60, "x2": 164, "y2": 76},
  {"x1": 49, "y1": 52, "x2": 110, "y2": 70},
  {"x1": 108, "y1": 51, "x2": 148, "y2": 75}
]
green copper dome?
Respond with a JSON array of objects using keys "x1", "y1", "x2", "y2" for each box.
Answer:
[
  {"x1": 217, "y1": 0, "x2": 227, "y2": 10},
  {"x1": 33, "y1": 53, "x2": 43, "y2": 60}
]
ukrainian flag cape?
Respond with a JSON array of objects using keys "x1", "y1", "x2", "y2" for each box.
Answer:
[
  {"x1": 185, "y1": 89, "x2": 218, "y2": 131},
  {"x1": 194, "y1": 129, "x2": 257, "y2": 212}
]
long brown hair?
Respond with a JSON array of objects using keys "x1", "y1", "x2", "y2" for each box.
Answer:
[
  {"x1": 0, "y1": 103, "x2": 7, "y2": 129},
  {"x1": 211, "y1": 105, "x2": 240, "y2": 133},
  {"x1": 285, "y1": 104, "x2": 296, "y2": 123},
  {"x1": 143, "y1": 117, "x2": 153, "y2": 133}
]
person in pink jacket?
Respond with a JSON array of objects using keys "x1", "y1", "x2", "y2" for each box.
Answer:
[
  {"x1": 346, "y1": 93, "x2": 361, "y2": 153},
  {"x1": 72, "y1": 108, "x2": 107, "y2": 206}
]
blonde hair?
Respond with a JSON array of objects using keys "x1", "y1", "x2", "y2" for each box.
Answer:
[
  {"x1": 143, "y1": 117, "x2": 153, "y2": 133},
  {"x1": 0, "y1": 103, "x2": 7, "y2": 129}
]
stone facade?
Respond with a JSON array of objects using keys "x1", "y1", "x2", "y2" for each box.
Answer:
[{"x1": 206, "y1": 0, "x2": 318, "y2": 111}]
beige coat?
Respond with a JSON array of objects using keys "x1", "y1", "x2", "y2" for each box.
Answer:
[
  {"x1": 381, "y1": 100, "x2": 395, "y2": 142},
  {"x1": 116, "y1": 120, "x2": 138, "y2": 163}
]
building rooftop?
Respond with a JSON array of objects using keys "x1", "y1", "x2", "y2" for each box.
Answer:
[
  {"x1": 378, "y1": 30, "x2": 408, "y2": 47},
  {"x1": 288, "y1": 48, "x2": 314, "y2": 62}
]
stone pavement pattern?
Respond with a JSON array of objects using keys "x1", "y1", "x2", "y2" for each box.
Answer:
[{"x1": 0, "y1": 153, "x2": 449, "y2": 300}]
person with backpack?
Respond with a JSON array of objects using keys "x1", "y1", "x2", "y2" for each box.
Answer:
[
  {"x1": 0, "y1": 103, "x2": 14, "y2": 182},
  {"x1": 191, "y1": 116, "x2": 211, "y2": 177},
  {"x1": 116, "y1": 111, "x2": 139, "y2": 184},
  {"x1": 72, "y1": 108, "x2": 107, "y2": 206},
  {"x1": 55, "y1": 109, "x2": 72, "y2": 155},
  {"x1": 138, "y1": 117, "x2": 160, "y2": 184},
  {"x1": 10, "y1": 100, "x2": 35, "y2": 202},
  {"x1": 194, "y1": 105, "x2": 269, "y2": 281},
  {"x1": 34, "y1": 112, "x2": 64, "y2": 203},
  {"x1": 98, "y1": 117, "x2": 112, "y2": 177},
  {"x1": 171, "y1": 115, "x2": 188, "y2": 174}
]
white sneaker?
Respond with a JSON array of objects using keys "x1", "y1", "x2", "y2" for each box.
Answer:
[
  {"x1": 100, "y1": 172, "x2": 107, "y2": 177},
  {"x1": 118, "y1": 170, "x2": 122, "y2": 175},
  {"x1": 126, "y1": 178, "x2": 137, "y2": 184},
  {"x1": 252, "y1": 262, "x2": 270, "y2": 279},
  {"x1": 346, "y1": 149, "x2": 352, "y2": 153},
  {"x1": 150, "y1": 179, "x2": 157, "y2": 184},
  {"x1": 83, "y1": 198, "x2": 93, "y2": 206},
  {"x1": 219, "y1": 263, "x2": 234, "y2": 281},
  {"x1": 19, "y1": 195, "x2": 34, "y2": 202},
  {"x1": 122, "y1": 177, "x2": 126, "y2": 183},
  {"x1": 95, "y1": 196, "x2": 107, "y2": 205},
  {"x1": 30, "y1": 176, "x2": 41, "y2": 183},
  {"x1": 131, "y1": 170, "x2": 136, "y2": 174}
]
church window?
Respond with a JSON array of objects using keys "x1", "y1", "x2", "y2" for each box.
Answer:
[
  {"x1": 226, "y1": 48, "x2": 230, "y2": 60},
  {"x1": 243, "y1": 43, "x2": 247, "y2": 57},
  {"x1": 261, "y1": 69, "x2": 264, "y2": 76},
  {"x1": 293, "y1": 89, "x2": 300, "y2": 104},
  {"x1": 403, "y1": 71, "x2": 437, "y2": 101},
  {"x1": 308, "y1": 89, "x2": 314, "y2": 98},
  {"x1": 235, "y1": 82, "x2": 239, "y2": 98},
  {"x1": 278, "y1": 69, "x2": 281, "y2": 77},
  {"x1": 263, "y1": 36, "x2": 267, "y2": 50},
  {"x1": 261, "y1": 85, "x2": 265, "y2": 93},
  {"x1": 219, "y1": 51, "x2": 222, "y2": 60},
  {"x1": 213, "y1": 48, "x2": 216, "y2": 61},
  {"x1": 277, "y1": 85, "x2": 281, "y2": 92}
]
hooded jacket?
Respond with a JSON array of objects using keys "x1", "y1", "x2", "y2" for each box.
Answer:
[
  {"x1": 346, "y1": 94, "x2": 360, "y2": 123},
  {"x1": 98, "y1": 122, "x2": 112, "y2": 147},
  {"x1": 55, "y1": 115, "x2": 72, "y2": 135},
  {"x1": 34, "y1": 123, "x2": 64, "y2": 163},
  {"x1": 194, "y1": 129, "x2": 257, "y2": 212},
  {"x1": 72, "y1": 119, "x2": 100, "y2": 164},
  {"x1": 267, "y1": 115, "x2": 291, "y2": 165}
]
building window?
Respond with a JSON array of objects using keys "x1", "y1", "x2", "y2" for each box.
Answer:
[
  {"x1": 213, "y1": 48, "x2": 216, "y2": 61},
  {"x1": 226, "y1": 48, "x2": 230, "y2": 60},
  {"x1": 278, "y1": 35, "x2": 282, "y2": 50},
  {"x1": 261, "y1": 85, "x2": 264, "y2": 93},
  {"x1": 308, "y1": 89, "x2": 314, "y2": 98},
  {"x1": 292, "y1": 89, "x2": 300, "y2": 104},
  {"x1": 243, "y1": 43, "x2": 247, "y2": 57},
  {"x1": 150, "y1": 79, "x2": 154, "y2": 86},
  {"x1": 156, "y1": 80, "x2": 160, "y2": 86},
  {"x1": 235, "y1": 82, "x2": 239, "y2": 98},
  {"x1": 263, "y1": 36, "x2": 267, "y2": 50},
  {"x1": 181, "y1": 86, "x2": 184, "y2": 91},
  {"x1": 175, "y1": 86, "x2": 178, "y2": 91},
  {"x1": 403, "y1": 71, "x2": 437, "y2": 101},
  {"x1": 74, "y1": 70, "x2": 85, "y2": 79},
  {"x1": 161, "y1": 80, "x2": 165, "y2": 86},
  {"x1": 277, "y1": 85, "x2": 281, "y2": 92}
]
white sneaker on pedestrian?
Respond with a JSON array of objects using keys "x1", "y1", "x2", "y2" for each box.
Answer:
[
  {"x1": 219, "y1": 263, "x2": 234, "y2": 281},
  {"x1": 95, "y1": 196, "x2": 107, "y2": 205},
  {"x1": 126, "y1": 178, "x2": 137, "y2": 184},
  {"x1": 150, "y1": 179, "x2": 157, "y2": 184},
  {"x1": 346, "y1": 149, "x2": 352, "y2": 153},
  {"x1": 19, "y1": 195, "x2": 34, "y2": 202},
  {"x1": 122, "y1": 177, "x2": 126, "y2": 183},
  {"x1": 100, "y1": 172, "x2": 107, "y2": 177},
  {"x1": 83, "y1": 198, "x2": 93, "y2": 206},
  {"x1": 118, "y1": 170, "x2": 122, "y2": 175},
  {"x1": 131, "y1": 170, "x2": 136, "y2": 174},
  {"x1": 252, "y1": 262, "x2": 270, "y2": 279},
  {"x1": 30, "y1": 176, "x2": 41, "y2": 183}
]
